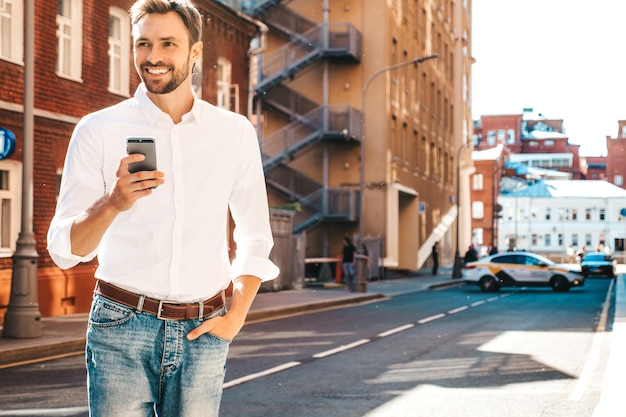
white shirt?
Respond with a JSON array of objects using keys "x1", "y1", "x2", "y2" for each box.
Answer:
[{"x1": 47, "y1": 85, "x2": 279, "y2": 302}]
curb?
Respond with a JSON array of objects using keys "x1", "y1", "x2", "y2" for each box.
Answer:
[{"x1": 0, "y1": 339, "x2": 86, "y2": 368}]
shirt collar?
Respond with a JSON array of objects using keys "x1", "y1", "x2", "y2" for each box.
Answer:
[{"x1": 134, "y1": 83, "x2": 202, "y2": 126}]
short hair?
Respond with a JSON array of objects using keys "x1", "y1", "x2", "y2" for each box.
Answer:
[{"x1": 129, "y1": 0, "x2": 203, "y2": 44}]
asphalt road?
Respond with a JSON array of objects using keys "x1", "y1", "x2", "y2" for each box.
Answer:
[
  {"x1": 220, "y1": 279, "x2": 612, "y2": 417},
  {"x1": 0, "y1": 278, "x2": 614, "y2": 417}
]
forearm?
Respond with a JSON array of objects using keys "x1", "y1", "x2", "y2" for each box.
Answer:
[
  {"x1": 70, "y1": 194, "x2": 120, "y2": 256},
  {"x1": 228, "y1": 275, "x2": 262, "y2": 326}
]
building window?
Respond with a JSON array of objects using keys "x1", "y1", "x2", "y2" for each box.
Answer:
[
  {"x1": 0, "y1": 161, "x2": 22, "y2": 256},
  {"x1": 585, "y1": 208, "x2": 591, "y2": 220},
  {"x1": 586, "y1": 234, "x2": 592, "y2": 246},
  {"x1": 0, "y1": 0, "x2": 23, "y2": 64},
  {"x1": 545, "y1": 208, "x2": 551, "y2": 220},
  {"x1": 571, "y1": 208, "x2": 577, "y2": 221},
  {"x1": 531, "y1": 234, "x2": 537, "y2": 246},
  {"x1": 108, "y1": 7, "x2": 130, "y2": 96},
  {"x1": 497, "y1": 129, "x2": 505, "y2": 141},
  {"x1": 217, "y1": 57, "x2": 239, "y2": 111},
  {"x1": 544, "y1": 234, "x2": 551, "y2": 247},
  {"x1": 56, "y1": 0, "x2": 83, "y2": 81},
  {"x1": 558, "y1": 233, "x2": 563, "y2": 246},
  {"x1": 507, "y1": 128, "x2": 515, "y2": 144},
  {"x1": 572, "y1": 234, "x2": 578, "y2": 247},
  {"x1": 487, "y1": 130, "x2": 495, "y2": 145},
  {"x1": 472, "y1": 173, "x2": 483, "y2": 190},
  {"x1": 615, "y1": 175, "x2": 623, "y2": 186},
  {"x1": 472, "y1": 201, "x2": 484, "y2": 219},
  {"x1": 600, "y1": 208, "x2": 605, "y2": 221}
]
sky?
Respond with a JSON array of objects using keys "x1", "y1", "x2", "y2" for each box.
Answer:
[{"x1": 471, "y1": 0, "x2": 626, "y2": 156}]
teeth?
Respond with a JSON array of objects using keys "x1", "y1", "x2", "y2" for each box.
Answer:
[{"x1": 147, "y1": 68, "x2": 169, "y2": 74}]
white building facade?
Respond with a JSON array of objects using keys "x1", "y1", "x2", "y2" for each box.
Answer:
[{"x1": 497, "y1": 180, "x2": 626, "y2": 259}]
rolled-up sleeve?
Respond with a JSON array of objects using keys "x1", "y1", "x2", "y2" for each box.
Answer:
[
  {"x1": 47, "y1": 118, "x2": 103, "y2": 269},
  {"x1": 47, "y1": 214, "x2": 98, "y2": 269},
  {"x1": 228, "y1": 120, "x2": 280, "y2": 282}
]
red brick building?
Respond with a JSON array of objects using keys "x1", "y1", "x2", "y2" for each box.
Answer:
[
  {"x1": 606, "y1": 121, "x2": 626, "y2": 189},
  {"x1": 0, "y1": 0, "x2": 260, "y2": 319},
  {"x1": 471, "y1": 109, "x2": 585, "y2": 251},
  {"x1": 468, "y1": 145, "x2": 507, "y2": 253}
]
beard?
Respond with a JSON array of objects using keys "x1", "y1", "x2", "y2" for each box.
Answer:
[{"x1": 139, "y1": 59, "x2": 191, "y2": 95}]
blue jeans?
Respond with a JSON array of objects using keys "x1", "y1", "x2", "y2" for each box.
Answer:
[
  {"x1": 343, "y1": 262, "x2": 355, "y2": 291},
  {"x1": 86, "y1": 293, "x2": 230, "y2": 417}
]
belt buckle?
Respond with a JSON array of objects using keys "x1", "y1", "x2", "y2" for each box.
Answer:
[{"x1": 156, "y1": 300, "x2": 176, "y2": 321}]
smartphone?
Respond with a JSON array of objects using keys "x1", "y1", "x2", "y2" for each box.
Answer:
[{"x1": 126, "y1": 137, "x2": 157, "y2": 173}]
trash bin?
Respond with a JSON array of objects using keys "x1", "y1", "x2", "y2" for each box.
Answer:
[{"x1": 354, "y1": 256, "x2": 368, "y2": 293}]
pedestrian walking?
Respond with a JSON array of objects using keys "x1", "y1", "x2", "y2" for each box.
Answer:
[
  {"x1": 342, "y1": 236, "x2": 357, "y2": 291},
  {"x1": 46, "y1": 1, "x2": 279, "y2": 415},
  {"x1": 431, "y1": 241, "x2": 440, "y2": 275}
]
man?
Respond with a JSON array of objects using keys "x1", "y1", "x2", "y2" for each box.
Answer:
[
  {"x1": 47, "y1": 1, "x2": 278, "y2": 415},
  {"x1": 431, "y1": 241, "x2": 439, "y2": 275},
  {"x1": 342, "y1": 236, "x2": 357, "y2": 291}
]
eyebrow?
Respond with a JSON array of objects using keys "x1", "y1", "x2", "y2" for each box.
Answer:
[{"x1": 135, "y1": 36, "x2": 181, "y2": 43}]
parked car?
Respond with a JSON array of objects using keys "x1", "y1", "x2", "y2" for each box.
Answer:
[
  {"x1": 580, "y1": 252, "x2": 617, "y2": 278},
  {"x1": 463, "y1": 251, "x2": 584, "y2": 292}
]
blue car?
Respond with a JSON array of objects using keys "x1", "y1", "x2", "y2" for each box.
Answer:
[{"x1": 580, "y1": 252, "x2": 617, "y2": 278}]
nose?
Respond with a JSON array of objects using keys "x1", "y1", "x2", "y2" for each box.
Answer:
[{"x1": 146, "y1": 45, "x2": 163, "y2": 64}]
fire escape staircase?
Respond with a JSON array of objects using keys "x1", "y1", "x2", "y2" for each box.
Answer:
[{"x1": 241, "y1": 1, "x2": 364, "y2": 232}]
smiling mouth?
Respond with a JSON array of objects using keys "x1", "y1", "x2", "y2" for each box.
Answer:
[{"x1": 145, "y1": 67, "x2": 170, "y2": 75}]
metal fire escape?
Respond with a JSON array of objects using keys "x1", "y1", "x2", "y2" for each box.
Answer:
[{"x1": 241, "y1": 1, "x2": 363, "y2": 233}]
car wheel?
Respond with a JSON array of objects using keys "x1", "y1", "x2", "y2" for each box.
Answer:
[
  {"x1": 550, "y1": 275, "x2": 570, "y2": 292},
  {"x1": 479, "y1": 276, "x2": 499, "y2": 292}
]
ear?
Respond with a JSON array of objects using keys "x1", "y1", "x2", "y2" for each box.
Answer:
[{"x1": 191, "y1": 41, "x2": 203, "y2": 62}]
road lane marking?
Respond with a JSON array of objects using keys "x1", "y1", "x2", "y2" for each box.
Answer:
[
  {"x1": 418, "y1": 313, "x2": 446, "y2": 324},
  {"x1": 378, "y1": 324, "x2": 416, "y2": 337},
  {"x1": 226, "y1": 292, "x2": 516, "y2": 389},
  {"x1": 447, "y1": 306, "x2": 469, "y2": 314},
  {"x1": 313, "y1": 339, "x2": 371, "y2": 358},
  {"x1": 224, "y1": 361, "x2": 302, "y2": 389}
]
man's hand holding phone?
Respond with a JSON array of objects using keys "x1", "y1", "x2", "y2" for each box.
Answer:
[{"x1": 126, "y1": 137, "x2": 163, "y2": 191}]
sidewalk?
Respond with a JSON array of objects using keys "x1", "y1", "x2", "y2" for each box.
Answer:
[{"x1": 0, "y1": 271, "x2": 460, "y2": 368}]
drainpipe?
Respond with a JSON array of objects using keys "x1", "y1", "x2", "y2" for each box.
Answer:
[
  {"x1": 227, "y1": 4, "x2": 268, "y2": 144},
  {"x1": 322, "y1": 0, "x2": 330, "y2": 256}
]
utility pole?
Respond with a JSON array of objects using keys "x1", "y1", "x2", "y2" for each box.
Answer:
[
  {"x1": 3, "y1": 0, "x2": 41, "y2": 338},
  {"x1": 358, "y1": 54, "x2": 439, "y2": 292}
]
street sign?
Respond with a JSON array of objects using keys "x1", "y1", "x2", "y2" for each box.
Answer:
[{"x1": 0, "y1": 128, "x2": 16, "y2": 160}]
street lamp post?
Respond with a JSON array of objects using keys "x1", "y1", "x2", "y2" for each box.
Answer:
[
  {"x1": 3, "y1": 0, "x2": 41, "y2": 338},
  {"x1": 357, "y1": 54, "x2": 439, "y2": 292},
  {"x1": 452, "y1": 143, "x2": 467, "y2": 279}
]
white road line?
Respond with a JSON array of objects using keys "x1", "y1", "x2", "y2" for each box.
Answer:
[
  {"x1": 224, "y1": 361, "x2": 302, "y2": 389},
  {"x1": 378, "y1": 324, "x2": 416, "y2": 337},
  {"x1": 313, "y1": 339, "x2": 371, "y2": 358},
  {"x1": 568, "y1": 331, "x2": 605, "y2": 401},
  {"x1": 447, "y1": 306, "x2": 469, "y2": 314},
  {"x1": 226, "y1": 293, "x2": 510, "y2": 389},
  {"x1": 417, "y1": 313, "x2": 446, "y2": 324}
]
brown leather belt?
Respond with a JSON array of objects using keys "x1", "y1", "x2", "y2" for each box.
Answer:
[{"x1": 94, "y1": 280, "x2": 225, "y2": 320}]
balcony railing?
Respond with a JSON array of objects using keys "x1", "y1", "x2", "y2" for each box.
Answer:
[
  {"x1": 262, "y1": 104, "x2": 362, "y2": 171},
  {"x1": 257, "y1": 22, "x2": 361, "y2": 92}
]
